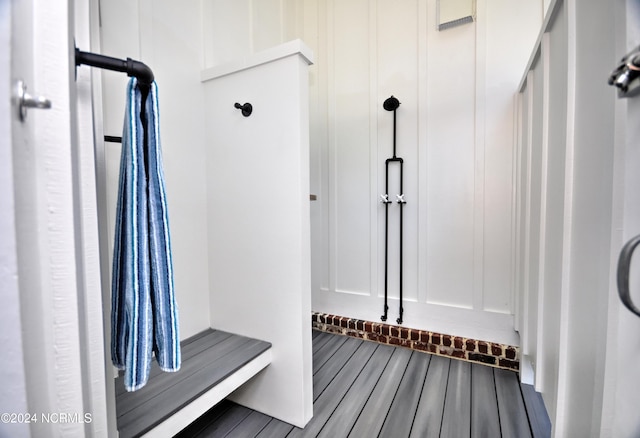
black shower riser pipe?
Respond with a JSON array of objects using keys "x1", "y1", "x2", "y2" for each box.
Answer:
[
  {"x1": 381, "y1": 158, "x2": 405, "y2": 325},
  {"x1": 381, "y1": 95, "x2": 405, "y2": 325}
]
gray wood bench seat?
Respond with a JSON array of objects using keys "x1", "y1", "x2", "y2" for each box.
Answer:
[{"x1": 115, "y1": 329, "x2": 272, "y2": 438}]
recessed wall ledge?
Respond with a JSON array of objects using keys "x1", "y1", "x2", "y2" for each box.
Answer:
[{"x1": 201, "y1": 39, "x2": 314, "y2": 83}]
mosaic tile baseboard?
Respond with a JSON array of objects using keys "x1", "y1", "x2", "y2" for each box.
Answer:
[{"x1": 311, "y1": 312, "x2": 520, "y2": 371}]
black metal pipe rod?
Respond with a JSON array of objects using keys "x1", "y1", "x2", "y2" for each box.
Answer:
[
  {"x1": 382, "y1": 162, "x2": 390, "y2": 322},
  {"x1": 397, "y1": 161, "x2": 404, "y2": 325},
  {"x1": 382, "y1": 202, "x2": 389, "y2": 321},
  {"x1": 104, "y1": 135, "x2": 122, "y2": 143},
  {"x1": 75, "y1": 48, "x2": 154, "y2": 86},
  {"x1": 392, "y1": 109, "x2": 397, "y2": 158},
  {"x1": 381, "y1": 95, "x2": 405, "y2": 324},
  {"x1": 382, "y1": 157, "x2": 404, "y2": 323}
]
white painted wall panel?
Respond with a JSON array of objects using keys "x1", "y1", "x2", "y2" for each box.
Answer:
[
  {"x1": 252, "y1": 0, "x2": 284, "y2": 52},
  {"x1": 330, "y1": 0, "x2": 372, "y2": 295},
  {"x1": 611, "y1": 63, "x2": 640, "y2": 438},
  {"x1": 145, "y1": 0, "x2": 211, "y2": 340},
  {"x1": 99, "y1": 0, "x2": 543, "y2": 351},
  {"x1": 305, "y1": 0, "x2": 329, "y2": 296},
  {"x1": 538, "y1": 0, "x2": 567, "y2": 421},
  {"x1": 99, "y1": 0, "x2": 140, "y2": 137},
  {"x1": 523, "y1": 56, "x2": 544, "y2": 373},
  {"x1": 205, "y1": 0, "x2": 252, "y2": 67},
  {"x1": 205, "y1": 0, "x2": 289, "y2": 69},
  {"x1": 295, "y1": 0, "x2": 541, "y2": 342},
  {"x1": 483, "y1": 0, "x2": 541, "y2": 313},
  {"x1": 425, "y1": 5, "x2": 476, "y2": 308},
  {"x1": 563, "y1": 0, "x2": 616, "y2": 433},
  {"x1": 0, "y1": 5, "x2": 29, "y2": 436},
  {"x1": 203, "y1": 46, "x2": 313, "y2": 428},
  {"x1": 514, "y1": 1, "x2": 632, "y2": 435},
  {"x1": 377, "y1": 0, "x2": 420, "y2": 303},
  {"x1": 606, "y1": 5, "x2": 640, "y2": 437},
  {"x1": 515, "y1": 81, "x2": 530, "y2": 335},
  {"x1": 10, "y1": 1, "x2": 87, "y2": 434}
]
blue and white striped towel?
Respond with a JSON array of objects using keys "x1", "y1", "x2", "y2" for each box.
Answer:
[{"x1": 111, "y1": 78, "x2": 180, "y2": 392}]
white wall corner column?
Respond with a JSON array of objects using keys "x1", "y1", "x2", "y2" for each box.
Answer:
[
  {"x1": 513, "y1": 0, "x2": 632, "y2": 435},
  {"x1": 202, "y1": 40, "x2": 314, "y2": 428}
]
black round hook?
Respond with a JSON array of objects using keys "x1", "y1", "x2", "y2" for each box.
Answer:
[
  {"x1": 383, "y1": 95, "x2": 400, "y2": 111},
  {"x1": 234, "y1": 102, "x2": 253, "y2": 117}
]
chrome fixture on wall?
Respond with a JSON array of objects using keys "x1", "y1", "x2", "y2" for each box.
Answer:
[{"x1": 608, "y1": 44, "x2": 640, "y2": 97}]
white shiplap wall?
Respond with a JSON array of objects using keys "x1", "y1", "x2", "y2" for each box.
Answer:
[
  {"x1": 512, "y1": 0, "x2": 640, "y2": 435},
  {"x1": 102, "y1": 0, "x2": 543, "y2": 345},
  {"x1": 303, "y1": 0, "x2": 541, "y2": 344},
  {"x1": 203, "y1": 0, "x2": 542, "y2": 344}
]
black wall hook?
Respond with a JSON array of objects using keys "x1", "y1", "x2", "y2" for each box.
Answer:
[{"x1": 234, "y1": 102, "x2": 253, "y2": 117}]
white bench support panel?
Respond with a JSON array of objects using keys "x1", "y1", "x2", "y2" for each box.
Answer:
[
  {"x1": 203, "y1": 40, "x2": 314, "y2": 428},
  {"x1": 115, "y1": 329, "x2": 272, "y2": 438}
]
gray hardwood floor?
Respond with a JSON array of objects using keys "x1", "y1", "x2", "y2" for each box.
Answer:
[{"x1": 176, "y1": 330, "x2": 551, "y2": 438}]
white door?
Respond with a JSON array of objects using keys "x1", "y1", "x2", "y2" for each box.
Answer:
[
  {"x1": 0, "y1": 1, "x2": 31, "y2": 434},
  {"x1": 3, "y1": 0, "x2": 106, "y2": 436},
  {"x1": 603, "y1": 2, "x2": 640, "y2": 435},
  {"x1": 608, "y1": 86, "x2": 640, "y2": 433}
]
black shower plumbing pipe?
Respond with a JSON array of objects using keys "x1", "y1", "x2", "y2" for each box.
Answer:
[
  {"x1": 383, "y1": 156, "x2": 405, "y2": 324},
  {"x1": 75, "y1": 48, "x2": 155, "y2": 86},
  {"x1": 380, "y1": 96, "x2": 405, "y2": 325},
  {"x1": 381, "y1": 164, "x2": 392, "y2": 322},
  {"x1": 397, "y1": 163, "x2": 405, "y2": 325}
]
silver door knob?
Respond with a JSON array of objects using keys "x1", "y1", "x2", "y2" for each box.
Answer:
[{"x1": 14, "y1": 79, "x2": 52, "y2": 122}]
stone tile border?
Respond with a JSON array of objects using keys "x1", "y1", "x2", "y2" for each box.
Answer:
[{"x1": 311, "y1": 312, "x2": 519, "y2": 371}]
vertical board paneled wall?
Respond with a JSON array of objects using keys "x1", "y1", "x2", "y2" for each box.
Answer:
[
  {"x1": 514, "y1": 0, "x2": 623, "y2": 435},
  {"x1": 203, "y1": 0, "x2": 541, "y2": 343},
  {"x1": 301, "y1": 0, "x2": 541, "y2": 344},
  {"x1": 514, "y1": 0, "x2": 572, "y2": 429}
]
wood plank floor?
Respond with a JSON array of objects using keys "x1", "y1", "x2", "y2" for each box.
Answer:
[{"x1": 176, "y1": 331, "x2": 551, "y2": 438}]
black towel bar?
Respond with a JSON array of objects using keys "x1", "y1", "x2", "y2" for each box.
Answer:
[{"x1": 75, "y1": 48, "x2": 154, "y2": 86}]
